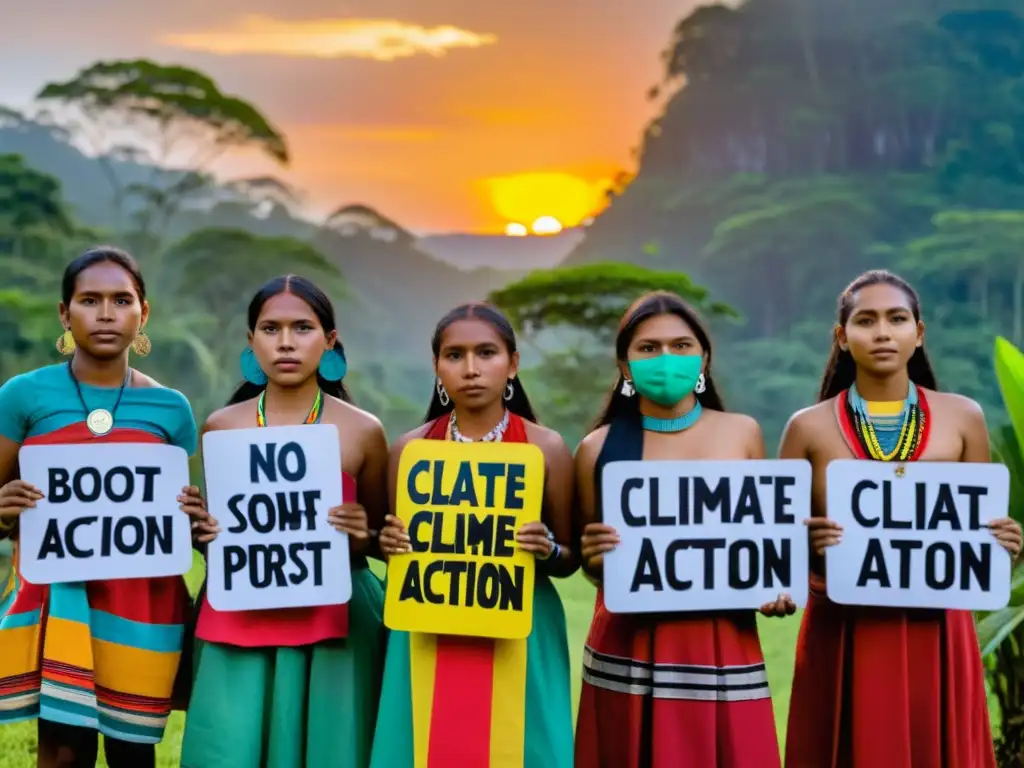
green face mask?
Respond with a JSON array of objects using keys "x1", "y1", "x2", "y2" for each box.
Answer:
[{"x1": 628, "y1": 354, "x2": 702, "y2": 407}]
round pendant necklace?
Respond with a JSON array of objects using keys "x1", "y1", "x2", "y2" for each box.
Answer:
[{"x1": 67, "y1": 362, "x2": 131, "y2": 436}]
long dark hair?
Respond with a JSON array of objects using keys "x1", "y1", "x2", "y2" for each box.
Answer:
[
  {"x1": 423, "y1": 302, "x2": 538, "y2": 424},
  {"x1": 595, "y1": 291, "x2": 726, "y2": 428},
  {"x1": 818, "y1": 269, "x2": 938, "y2": 402},
  {"x1": 226, "y1": 275, "x2": 353, "y2": 405},
  {"x1": 62, "y1": 246, "x2": 146, "y2": 305}
]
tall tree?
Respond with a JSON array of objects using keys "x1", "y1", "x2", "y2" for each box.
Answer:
[
  {"x1": 0, "y1": 154, "x2": 83, "y2": 379},
  {"x1": 35, "y1": 59, "x2": 289, "y2": 235},
  {"x1": 900, "y1": 210, "x2": 1024, "y2": 344}
]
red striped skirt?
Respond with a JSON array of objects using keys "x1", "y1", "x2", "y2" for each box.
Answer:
[{"x1": 575, "y1": 591, "x2": 780, "y2": 768}]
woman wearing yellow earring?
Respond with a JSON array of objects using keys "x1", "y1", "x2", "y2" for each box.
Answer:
[
  {"x1": 0, "y1": 247, "x2": 198, "y2": 768},
  {"x1": 57, "y1": 323, "x2": 149, "y2": 362},
  {"x1": 132, "y1": 328, "x2": 152, "y2": 357},
  {"x1": 59, "y1": 325, "x2": 151, "y2": 358},
  {"x1": 55, "y1": 327, "x2": 75, "y2": 355}
]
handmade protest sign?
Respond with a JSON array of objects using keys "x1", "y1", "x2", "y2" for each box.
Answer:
[
  {"x1": 601, "y1": 459, "x2": 811, "y2": 613},
  {"x1": 18, "y1": 443, "x2": 192, "y2": 584},
  {"x1": 384, "y1": 438, "x2": 545, "y2": 639},
  {"x1": 203, "y1": 424, "x2": 348, "y2": 611},
  {"x1": 825, "y1": 460, "x2": 1011, "y2": 611}
]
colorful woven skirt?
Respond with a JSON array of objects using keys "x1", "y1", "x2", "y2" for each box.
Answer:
[
  {"x1": 180, "y1": 568, "x2": 386, "y2": 768},
  {"x1": 0, "y1": 542, "x2": 188, "y2": 744},
  {"x1": 369, "y1": 574, "x2": 574, "y2": 768}
]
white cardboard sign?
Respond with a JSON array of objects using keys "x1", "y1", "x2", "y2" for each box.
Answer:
[
  {"x1": 203, "y1": 424, "x2": 350, "y2": 611},
  {"x1": 825, "y1": 460, "x2": 1011, "y2": 610},
  {"x1": 601, "y1": 459, "x2": 811, "y2": 613},
  {"x1": 18, "y1": 443, "x2": 192, "y2": 584}
]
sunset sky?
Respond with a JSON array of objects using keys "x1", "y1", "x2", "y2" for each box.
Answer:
[{"x1": 0, "y1": 1, "x2": 700, "y2": 234}]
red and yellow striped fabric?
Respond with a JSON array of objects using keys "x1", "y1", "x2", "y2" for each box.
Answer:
[
  {"x1": 407, "y1": 412, "x2": 532, "y2": 768},
  {"x1": 410, "y1": 634, "x2": 527, "y2": 767}
]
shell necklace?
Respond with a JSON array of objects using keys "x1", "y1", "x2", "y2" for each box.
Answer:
[{"x1": 448, "y1": 409, "x2": 509, "y2": 443}]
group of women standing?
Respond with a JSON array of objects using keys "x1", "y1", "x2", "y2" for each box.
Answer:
[{"x1": 0, "y1": 246, "x2": 1020, "y2": 768}]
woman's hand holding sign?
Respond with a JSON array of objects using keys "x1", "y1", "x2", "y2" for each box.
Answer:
[
  {"x1": 516, "y1": 521, "x2": 557, "y2": 559},
  {"x1": 328, "y1": 502, "x2": 372, "y2": 554},
  {"x1": 807, "y1": 490, "x2": 1022, "y2": 564},
  {"x1": 987, "y1": 517, "x2": 1023, "y2": 560},
  {"x1": 759, "y1": 593, "x2": 797, "y2": 617},
  {"x1": 580, "y1": 522, "x2": 620, "y2": 573},
  {"x1": 179, "y1": 485, "x2": 220, "y2": 544},
  {"x1": 804, "y1": 516, "x2": 843, "y2": 556},
  {"x1": 380, "y1": 514, "x2": 411, "y2": 556},
  {"x1": 0, "y1": 479, "x2": 42, "y2": 520}
]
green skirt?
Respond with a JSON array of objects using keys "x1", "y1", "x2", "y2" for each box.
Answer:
[
  {"x1": 369, "y1": 574, "x2": 574, "y2": 768},
  {"x1": 180, "y1": 568, "x2": 386, "y2": 768}
]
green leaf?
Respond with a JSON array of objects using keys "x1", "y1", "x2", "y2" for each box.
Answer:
[
  {"x1": 995, "y1": 336, "x2": 1024, "y2": 453},
  {"x1": 978, "y1": 600, "x2": 1024, "y2": 657}
]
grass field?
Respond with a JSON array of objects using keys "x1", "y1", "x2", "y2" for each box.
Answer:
[{"x1": 0, "y1": 553, "x2": 806, "y2": 767}]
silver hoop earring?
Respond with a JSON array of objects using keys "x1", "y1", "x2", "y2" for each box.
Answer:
[
  {"x1": 621, "y1": 379, "x2": 635, "y2": 397},
  {"x1": 695, "y1": 373, "x2": 706, "y2": 394},
  {"x1": 504, "y1": 382, "x2": 514, "y2": 401},
  {"x1": 436, "y1": 378, "x2": 450, "y2": 407}
]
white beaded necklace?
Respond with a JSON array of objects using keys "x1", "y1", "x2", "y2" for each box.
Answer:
[{"x1": 449, "y1": 409, "x2": 509, "y2": 443}]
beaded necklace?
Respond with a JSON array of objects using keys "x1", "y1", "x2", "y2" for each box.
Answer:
[
  {"x1": 256, "y1": 388, "x2": 324, "y2": 427},
  {"x1": 846, "y1": 382, "x2": 924, "y2": 461},
  {"x1": 641, "y1": 401, "x2": 703, "y2": 433},
  {"x1": 448, "y1": 409, "x2": 509, "y2": 443}
]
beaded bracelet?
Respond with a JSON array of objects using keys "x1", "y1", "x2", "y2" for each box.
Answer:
[
  {"x1": 543, "y1": 541, "x2": 561, "y2": 562},
  {"x1": 541, "y1": 526, "x2": 559, "y2": 561}
]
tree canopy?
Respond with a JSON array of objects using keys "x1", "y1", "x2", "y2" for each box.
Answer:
[{"x1": 489, "y1": 262, "x2": 735, "y2": 341}]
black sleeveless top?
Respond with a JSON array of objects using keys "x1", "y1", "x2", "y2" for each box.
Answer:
[{"x1": 593, "y1": 416, "x2": 645, "y2": 524}]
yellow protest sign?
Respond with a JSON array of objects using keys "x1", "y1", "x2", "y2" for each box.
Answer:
[{"x1": 384, "y1": 438, "x2": 545, "y2": 639}]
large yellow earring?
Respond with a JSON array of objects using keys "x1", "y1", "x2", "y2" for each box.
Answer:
[
  {"x1": 132, "y1": 331, "x2": 152, "y2": 357},
  {"x1": 55, "y1": 329, "x2": 75, "y2": 355}
]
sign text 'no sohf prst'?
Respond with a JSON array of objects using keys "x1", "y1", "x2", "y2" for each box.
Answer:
[{"x1": 203, "y1": 424, "x2": 349, "y2": 611}]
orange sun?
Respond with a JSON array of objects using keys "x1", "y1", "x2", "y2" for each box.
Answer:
[{"x1": 486, "y1": 172, "x2": 608, "y2": 233}]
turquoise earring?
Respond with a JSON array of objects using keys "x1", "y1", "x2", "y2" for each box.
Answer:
[
  {"x1": 318, "y1": 347, "x2": 347, "y2": 382},
  {"x1": 240, "y1": 347, "x2": 268, "y2": 385}
]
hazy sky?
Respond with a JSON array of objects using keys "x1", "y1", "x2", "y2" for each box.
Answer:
[{"x1": 0, "y1": 1, "x2": 699, "y2": 234}]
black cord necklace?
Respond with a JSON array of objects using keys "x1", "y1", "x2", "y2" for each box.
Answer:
[{"x1": 67, "y1": 361, "x2": 132, "y2": 436}]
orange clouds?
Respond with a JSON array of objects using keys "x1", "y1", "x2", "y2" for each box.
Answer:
[
  {"x1": 159, "y1": 15, "x2": 498, "y2": 61},
  {"x1": 144, "y1": 3, "x2": 688, "y2": 231}
]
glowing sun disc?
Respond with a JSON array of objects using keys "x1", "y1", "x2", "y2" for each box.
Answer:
[{"x1": 505, "y1": 222, "x2": 528, "y2": 236}]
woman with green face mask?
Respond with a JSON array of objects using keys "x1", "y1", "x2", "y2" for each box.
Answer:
[{"x1": 573, "y1": 291, "x2": 796, "y2": 768}]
